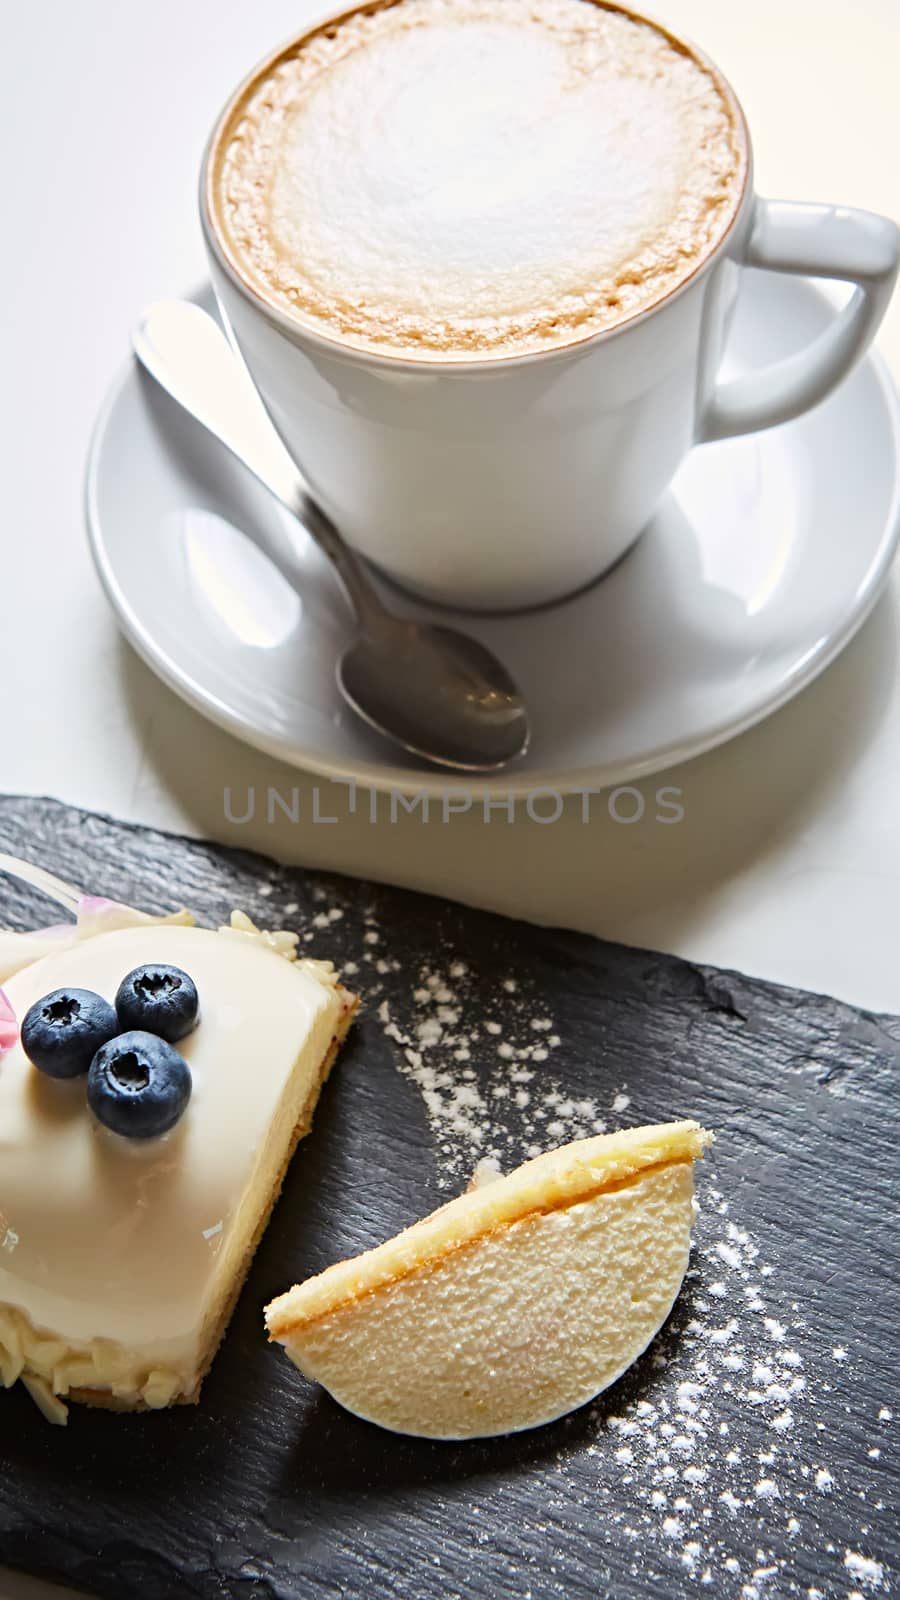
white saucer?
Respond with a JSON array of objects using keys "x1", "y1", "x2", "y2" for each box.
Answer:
[{"x1": 87, "y1": 275, "x2": 900, "y2": 797}]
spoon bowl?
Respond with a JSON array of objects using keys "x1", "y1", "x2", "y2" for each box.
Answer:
[{"x1": 339, "y1": 621, "x2": 530, "y2": 771}]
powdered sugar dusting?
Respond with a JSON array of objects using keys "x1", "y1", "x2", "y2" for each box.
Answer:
[
  {"x1": 291, "y1": 890, "x2": 894, "y2": 1596},
  {"x1": 563, "y1": 1190, "x2": 893, "y2": 1595},
  {"x1": 373, "y1": 960, "x2": 613, "y2": 1182},
  {"x1": 844, "y1": 1550, "x2": 885, "y2": 1590}
]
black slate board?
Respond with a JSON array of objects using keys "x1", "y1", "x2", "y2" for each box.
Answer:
[{"x1": 0, "y1": 795, "x2": 896, "y2": 1600}]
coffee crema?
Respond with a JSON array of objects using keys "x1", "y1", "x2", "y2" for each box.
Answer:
[{"x1": 210, "y1": 0, "x2": 747, "y2": 360}]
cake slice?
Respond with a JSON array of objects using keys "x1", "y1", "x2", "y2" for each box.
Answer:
[
  {"x1": 0, "y1": 884, "x2": 356, "y2": 1424},
  {"x1": 265, "y1": 1121, "x2": 711, "y2": 1439}
]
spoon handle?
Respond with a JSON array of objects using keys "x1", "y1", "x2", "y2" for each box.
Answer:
[
  {"x1": 293, "y1": 492, "x2": 389, "y2": 629},
  {"x1": 133, "y1": 301, "x2": 383, "y2": 625}
]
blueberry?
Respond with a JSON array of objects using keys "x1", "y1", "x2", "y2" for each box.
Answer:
[
  {"x1": 87, "y1": 1030, "x2": 192, "y2": 1139},
  {"x1": 115, "y1": 964, "x2": 199, "y2": 1043},
  {"x1": 21, "y1": 988, "x2": 119, "y2": 1079}
]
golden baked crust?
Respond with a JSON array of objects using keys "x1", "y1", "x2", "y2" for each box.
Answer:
[{"x1": 266, "y1": 1119, "x2": 710, "y2": 1337}]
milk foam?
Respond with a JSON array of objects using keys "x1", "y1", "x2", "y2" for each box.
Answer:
[{"x1": 215, "y1": 0, "x2": 745, "y2": 358}]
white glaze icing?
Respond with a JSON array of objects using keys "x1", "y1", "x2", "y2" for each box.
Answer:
[
  {"x1": 0, "y1": 919, "x2": 345, "y2": 1417},
  {"x1": 0, "y1": 900, "x2": 193, "y2": 986}
]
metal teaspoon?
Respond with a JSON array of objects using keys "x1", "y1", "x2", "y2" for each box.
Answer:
[{"x1": 133, "y1": 301, "x2": 531, "y2": 772}]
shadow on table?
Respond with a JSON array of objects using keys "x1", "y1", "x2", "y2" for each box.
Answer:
[{"x1": 113, "y1": 587, "x2": 899, "y2": 944}]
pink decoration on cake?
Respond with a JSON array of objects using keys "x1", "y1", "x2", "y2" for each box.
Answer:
[{"x1": 0, "y1": 988, "x2": 18, "y2": 1055}]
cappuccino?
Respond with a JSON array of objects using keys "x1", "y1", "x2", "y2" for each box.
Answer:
[{"x1": 210, "y1": 0, "x2": 746, "y2": 360}]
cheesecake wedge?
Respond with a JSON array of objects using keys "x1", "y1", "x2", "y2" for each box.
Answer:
[
  {"x1": 266, "y1": 1120, "x2": 712, "y2": 1439},
  {"x1": 0, "y1": 901, "x2": 356, "y2": 1423}
]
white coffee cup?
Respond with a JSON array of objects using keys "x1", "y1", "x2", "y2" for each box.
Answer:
[{"x1": 201, "y1": 6, "x2": 899, "y2": 613}]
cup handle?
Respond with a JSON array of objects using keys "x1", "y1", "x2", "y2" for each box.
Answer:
[{"x1": 698, "y1": 198, "x2": 900, "y2": 443}]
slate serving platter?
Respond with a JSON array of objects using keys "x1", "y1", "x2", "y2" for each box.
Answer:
[{"x1": 0, "y1": 795, "x2": 895, "y2": 1600}]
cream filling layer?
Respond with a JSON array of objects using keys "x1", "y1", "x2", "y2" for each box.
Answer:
[{"x1": 0, "y1": 919, "x2": 344, "y2": 1411}]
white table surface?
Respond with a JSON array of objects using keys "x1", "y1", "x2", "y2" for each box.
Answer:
[{"x1": 1, "y1": 2, "x2": 898, "y2": 1595}]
